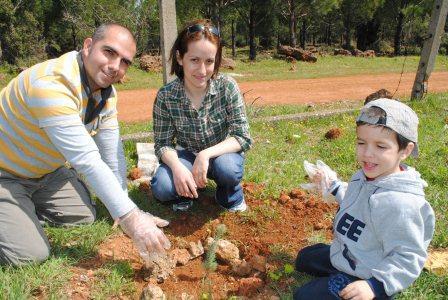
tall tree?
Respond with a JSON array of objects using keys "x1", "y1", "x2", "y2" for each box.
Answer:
[{"x1": 339, "y1": 0, "x2": 383, "y2": 49}]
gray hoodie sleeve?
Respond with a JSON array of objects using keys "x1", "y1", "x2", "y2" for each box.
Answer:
[
  {"x1": 369, "y1": 192, "x2": 435, "y2": 296},
  {"x1": 329, "y1": 180, "x2": 348, "y2": 204}
]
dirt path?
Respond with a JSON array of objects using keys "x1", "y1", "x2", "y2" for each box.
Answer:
[{"x1": 117, "y1": 71, "x2": 448, "y2": 123}]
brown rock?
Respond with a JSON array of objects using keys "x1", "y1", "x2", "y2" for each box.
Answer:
[
  {"x1": 141, "y1": 283, "x2": 166, "y2": 300},
  {"x1": 231, "y1": 259, "x2": 252, "y2": 277},
  {"x1": 170, "y1": 248, "x2": 191, "y2": 266},
  {"x1": 248, "y1": 255, "x2": 267, "y2": 273},
  {"x1": 144, "y1": 253, "x2": 176, "y2": 283},
  {"x1": 187, "y1": 240, "x2": 204, "y2": 258},
  {"x1": 205, "y1": 238, "x2": 240, "y2": 264},
  {"x1": 238, "y1": 277, "x2": 264, "y2": 297}
]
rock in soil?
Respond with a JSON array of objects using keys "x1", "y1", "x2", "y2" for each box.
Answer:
[
  {"x1": 206, "y1": 238, "x2": 240, "y2": 265},
  {"x1": 187, "y1": 240, "x2": 204, "y2": 258},
  {"x1": 248, "y1": 255, "x2": 267, "y2": 273},
  {"x1": 144, "y1": 254, "x2": 176, "y2": 283},
  {"x1": 238, "y1": 277, "x2": 264, "y2": 297},
  {"x1": 170, "y1": 248, "x2": 191, "y2": 266},
  {"x1": 141, "y1": 284, "x2": 166, "y2": 300},
  {"x1": 231, "y1": 259, "x2": 252, "y2": 277}
]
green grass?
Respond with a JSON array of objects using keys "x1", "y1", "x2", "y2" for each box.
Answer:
[{"x1": 0, "y1": 93, "x2": 446, "y2": 299}]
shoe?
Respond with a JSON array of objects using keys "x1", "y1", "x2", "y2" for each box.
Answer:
[
  {"x1": 227, "y1": 199, "x2": 247, "y2": 212},
  {"x1": 172, "y1": 198, "x2": 193, "y2": 212}
]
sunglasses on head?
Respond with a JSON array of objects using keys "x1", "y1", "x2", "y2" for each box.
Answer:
[{"x1": 187, "y1": 24, "x2": 220, "y2": 37}]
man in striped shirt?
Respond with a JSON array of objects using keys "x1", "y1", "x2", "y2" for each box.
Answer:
[{"x1": 0, "y1": 23, "x2": 170, "y2": 266}]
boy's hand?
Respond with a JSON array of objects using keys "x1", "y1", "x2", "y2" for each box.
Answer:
[{"x1": 339, "y1": 280, "x2": 374, "y2": 300}]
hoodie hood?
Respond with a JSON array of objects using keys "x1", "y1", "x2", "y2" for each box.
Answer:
[{"x1": 351, "y1": 164, "x2": 427, "y2": 196}]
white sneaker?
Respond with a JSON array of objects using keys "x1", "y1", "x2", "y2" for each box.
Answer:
[{"x1": 227, "y1": 199, "x2": 247, "y2": 212}]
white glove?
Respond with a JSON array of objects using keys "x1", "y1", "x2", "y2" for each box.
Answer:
[
  {"x1": 119, "y1": 208, "x2": 171, "y2": 266},
  {"x1": 300, "y1": 160, "x2": 338, "y2": 202}
]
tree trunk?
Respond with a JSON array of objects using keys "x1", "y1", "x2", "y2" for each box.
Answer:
[
  {"x1": 231, "y1": 19, "x2": 236, "y2": 58},
  {"x1": 300, "y1": 18, "x2": 306, "y2": 49},
  {"x1": 71, "y1": 24, "x2": 77, "y2": 50},
  {"x1": 248, "y1": 3, "x2": 256, "y2": 60},
  {"x1": 394, "y1": 10, "x2": 405, "y2": 55},
  {"x1": 343, "y1": 13, "x2": 351, "y2": 49},
  {"x1": 289, "y1": 0, "x2": 297, "y2": 47}
]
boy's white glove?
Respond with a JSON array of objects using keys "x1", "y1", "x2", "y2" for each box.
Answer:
[
  {"x1": 118, "y1": 208, "x2": 171, "y2": 266},
  {"x1": 300, "y1": 160, "x2": 338, "y2": 203}
]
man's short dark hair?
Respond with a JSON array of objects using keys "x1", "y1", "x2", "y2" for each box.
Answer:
[{"x1": 92, "y1": 23, "x2": 136, "y2": 44}]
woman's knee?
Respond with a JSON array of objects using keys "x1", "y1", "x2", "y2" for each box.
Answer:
[
  {"x1": 150, "y1": 166, "x2": 176, "y2": 201},
  {"x1": 212, "y1": 153, "x2": 244, "y2": 186}
]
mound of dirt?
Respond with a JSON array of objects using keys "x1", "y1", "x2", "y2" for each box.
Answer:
[
  {"x1": 325, "y1": 128, "x2": 342, "y2": 139},
  {"x1": 65, "y1": 183, "x2": 337, "y2": 298},
  {"x1": 139, "y1": 55, "x2": 162, "y2": 72},
  {"x1": 221, "y1": 57, "x2": 236, "y2": 70}
]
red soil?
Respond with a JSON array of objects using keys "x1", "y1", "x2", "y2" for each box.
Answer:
[{"x1": 63, "y1": 183, "x2": 337, "y2": 299}]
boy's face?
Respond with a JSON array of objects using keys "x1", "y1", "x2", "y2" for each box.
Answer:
[{"x1": 356, "y1": 124, "x2": 412, "y2": 179}]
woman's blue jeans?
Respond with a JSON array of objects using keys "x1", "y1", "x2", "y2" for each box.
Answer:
[{"x1": 150, "y1": 150, "x2": 245, "y2": 209}]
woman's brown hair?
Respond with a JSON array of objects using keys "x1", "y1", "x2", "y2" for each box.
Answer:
[{"x1": 169, "y1": 19, "x2": 222, "y2": 80}]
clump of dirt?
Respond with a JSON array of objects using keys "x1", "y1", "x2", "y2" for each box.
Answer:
[
  {"x1": 364, "y1": 88, "x2": 393, "y2": 104},
  {"x1": 65, "y1": 183, "x2": 337, "y2": 298},
  {"x1": 139, "y1": 55, "x2": 162, "y2": 72},
  {"x1": 325, "y1": 127, "x2": 342, "y2": 139},
  {"x1": 221, "y1": 57, "x2": 236, "y2": 70},
  {"x1": 128, "y1": 167, "x2": 142, "y2": 180}
]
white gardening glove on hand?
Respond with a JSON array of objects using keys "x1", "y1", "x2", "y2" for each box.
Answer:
[
  {"x1": 300, "y1": 160, "x2": 339, "y2": 203},
  {"x1": 119, "y1": 208, "x2": 171, "y2": 266}
]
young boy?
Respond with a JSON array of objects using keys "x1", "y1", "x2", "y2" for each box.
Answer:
[{"x1": 294, "y1": 99, "x2": 435, "y2": 300}]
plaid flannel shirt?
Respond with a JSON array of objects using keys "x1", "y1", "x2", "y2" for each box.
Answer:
[{"x1": 153, "y1": 74, "x2": 252, "y2": 159}]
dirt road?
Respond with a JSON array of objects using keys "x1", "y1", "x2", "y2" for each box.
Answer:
[{"x1": 117, "y1": 71, "x2": 448, "y2": 123}]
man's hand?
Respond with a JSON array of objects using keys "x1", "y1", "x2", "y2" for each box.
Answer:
[
  {"x1": 339, "y1": 280, "x2": 375, "y2": 300},
  {"x1": 119, "y1": 208, "x2": 171, "y2": 266},
  {"x1": 172, "y1": 162, "x2": 198, "y2": 198},
  {"x1": 192, "y1": 151, "x2": 210, "y2": 188}
]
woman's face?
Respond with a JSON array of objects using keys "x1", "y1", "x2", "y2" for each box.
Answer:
[{"x1": 177, "y1": 38, "x2": 217, "y2": 93}]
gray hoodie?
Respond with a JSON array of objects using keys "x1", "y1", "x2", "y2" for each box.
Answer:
[{"x1": 329, "y1": 165, "x2": 435, "y2": 296}]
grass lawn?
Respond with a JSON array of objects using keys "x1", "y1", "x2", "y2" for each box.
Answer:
[
  {"x1": 0, "y1": 93, "x2": 447, "y2": 298},
  {"x1": 1, "y1": 54, "x2": 448, "y2": 91}
]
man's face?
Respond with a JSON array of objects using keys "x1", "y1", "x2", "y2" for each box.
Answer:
[{"x1": 82, "y1": 26, "x2": 136, "y2": 91}]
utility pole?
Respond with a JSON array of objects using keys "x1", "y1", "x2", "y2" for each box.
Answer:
[
  {"x1": 411, "y1": 0, "x2": 448, "y2": 100},
  {"x1": 158, "y1": 0, "x2": 177, "y2": 84}
]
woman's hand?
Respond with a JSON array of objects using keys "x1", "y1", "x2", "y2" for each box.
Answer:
[
  {"x1": 172, "y1": 162, "x2": 198, "y2": 198},
  {"x1": 192, "y1": 151, "x2": 210, "y2": 188},
  {"x1": 339, "y1": 280, "x2": 375, "y2": 300}
]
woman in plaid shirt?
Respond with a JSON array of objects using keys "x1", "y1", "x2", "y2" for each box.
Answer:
[{"x1": 151, "y1": 19, "x2": 252, "y2": 212}]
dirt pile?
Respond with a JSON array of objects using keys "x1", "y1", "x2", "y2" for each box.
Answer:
[
  {"x1": 65, "y1": 183, "x2": 337, "y2": 298},
  {"x1": 140, "y1": 55, "x2": 162, "y2": 72},
  {"x1": 277, "y1": 45, "x2": 317, "y2": 63}
]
